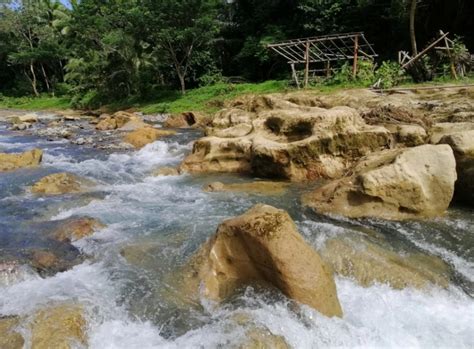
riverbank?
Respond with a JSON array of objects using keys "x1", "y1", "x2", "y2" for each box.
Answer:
[{"x1": 2, "y1": 77, "x2": 473, "y2": 115}]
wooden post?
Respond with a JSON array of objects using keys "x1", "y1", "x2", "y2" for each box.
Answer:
[
  {"x1": 326, "y1": 61, "x2": 331, "y2": 78},
  {"x1": 444, "y1": 36, "x2": 458, "y2": 79},
  {"x1": 352, "y1": 35, "x2": 359, "y2": 78},
  {"x1": 304, "y1": 41, "x2": 310, "y2": 88},
  {"x1": 291, "y1": 63, "x2": 300, "y2": 89}
]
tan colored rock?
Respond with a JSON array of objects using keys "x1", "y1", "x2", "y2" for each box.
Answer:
[
  {"x1": 51, "y1": 216, "x2": 105, "y2": 243},
  {"x1": 203, "y1": 181, "x2": 289, "y2": 196},
  {"x1": 0, "y1": 149, "x2": 43, "y2": 172},
  {"x1": 124, "y1": 127, "x2": 176, "y2": 149},
  {"x1": 438, "y1": 130, "x2": 474, "y2": 204},
  {"x1": 31, "y1": 172, "x2": 90, "y2": 195},
  {"x1": 181, "y1": 105, "x2": 392, "y2": 181},
  {"x1": 185, "y1": 204, "x2": 342, "y2": 317},
  {"x1": 95, "y1": 116, "x2": 117, "y2": 130},
  {"x1": 303, "y1": 144, "x2": 457, "y2": 220},
  {"x1": 31, "y1": 304, "x2": 87, "y2": 349},
  {"x1": 30, "y1": 250, "x2": 61, "y2": 271},
  {"x1": 152, "y1": 166, "x2": 180, "y2": 176},
  {"x1": 10, "y1": 113, "x2": 38, "y2": 124},
  {"x1": 119, "y1": 118, "x2": 150, "y2": 131},
  {"x1": 384, "y1": 124, "x2": 427, "y2": 146},
  {"x1": 95, "y1": 111, "x2": 137, "y2": 130},
  {"x1": 320, "y1": 236, "x2": 450, "y2": 289},
  {"x1": 238, "y1": 327, "x2": 289, "y2": 349},
  {"x1": 430, "y1": 122, "x2": 474, "y2": 144},
  {"x1": 164, "y1": 111, "x2": 211, "y2": 128},
  {"x1": 0, "y1": 316, "x2": 24, "y2": 349}
]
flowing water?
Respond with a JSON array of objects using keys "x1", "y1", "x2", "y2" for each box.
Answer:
[{"x1": 0, "y1": 112, "x2": 473, "y2": 348}]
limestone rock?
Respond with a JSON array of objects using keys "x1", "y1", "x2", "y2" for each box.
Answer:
[
  {"x1": 119, "y1": 118, "x2": 150, "y2": 131},
  {"x1": 95, "y1": 110, "x2": 137, "y2": 130},
  {"x1": 0, "y1": 316, "x2": 24, "y2": 349},
  {"x1": 31, "y1": 304, "x2": 87, "y2": 349},
  {"x1": 320, "y1": 236, "x2": 450, "y2": 289},
  {"x1": 30, "y1": 250, "x2": 61, "y2": 272},
  {"x1": 152, "y1": 166, "x2": 180, "y2": 176},
  {"x1": 384, "y1": 124, "x2": 427, "y2": 146},
  {"x1": 438, "y1": 130, "x2": 474, "y2": 204},
  {"x1": 185, "y1": 204, "x2": 343, "y2": 317},
  {"x1": 238, "y1": 327, "x2": 289, "y2": 349},
  {"x1": 50, "y1": 216, "x2": 105, "y2": 243},
  {"x1": 303, "y1": 144, "x2": 457, "y2": 220},
  {"x1": 0, "y1": 149, "x2": 43, "y2": 172},
  {"x1": 10, "y1": 113, "x2": 38, "y2": 124},
  {"x1": 164, "y1": 111, "x2": 211, "y2": 128},
  {"x1": 0, "y1": 261, "x2": 37, "y2": 287},
  {"x1": 203, "y1": 181, "x2": 289, "y2": 196},
  {"x1": 123, "y1": 127, "x2": 176, "y2": 149},
  {"x1": 181, "y1": 104, "x2": 392, "y2": 181},
  {"x1": 31, "y1": 172, "x2": 91, "y2": 195},
  {"x1": 430, "y1": 122, "x2": 474, "y2": 144}
]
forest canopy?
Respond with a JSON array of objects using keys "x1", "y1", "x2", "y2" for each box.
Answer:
[{"x1": 0, "y1": 0, "x2": 473, "y2": 107}]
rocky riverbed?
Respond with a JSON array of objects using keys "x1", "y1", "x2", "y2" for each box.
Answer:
[{"x1": 0, "y1": 87, "x2": 473, "y2": 348}]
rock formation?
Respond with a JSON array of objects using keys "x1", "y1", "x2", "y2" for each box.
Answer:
[
  {"x1": 203, "y1": 181, "x2": 289, "y2": 195},
  {"x1": 0, "y1": 316, "x2": 24, "y2": 349},
  {"x1": 31, "y1": 172, "x2": 92, "y2": 195},
  {"x1": 181, "y1": 96, "x2": 392, "y2": 181},
  {"x1": 50, "y1": 216, "x2": 105, "y2": 243},
  {"x1": 303, "y1": 144, "x2": 457, "y2": 220},
  {"x1": 0, "y1": 149, "x2": 43, "y2": 172},
  {"x1": 123, "y1": 127, "x2": 176, "y2": 148},
  {"x1": 320, "y1": 236, "x2": 450, "y2": 289},
  {"x1": 184, "y1": 204, "x2": 343, "y2": 317}
]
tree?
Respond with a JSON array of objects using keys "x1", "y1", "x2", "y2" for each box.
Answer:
[
  {"x1": 145, "y1": 0, "x2": 220, "y2": 94},
  {"x1": 409, "y1": 0, "x2": 418, "y2": 55}
]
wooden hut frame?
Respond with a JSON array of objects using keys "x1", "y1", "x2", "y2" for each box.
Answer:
[{"x1": 268, "y1": 32, "x2": 377, "y2": 88}]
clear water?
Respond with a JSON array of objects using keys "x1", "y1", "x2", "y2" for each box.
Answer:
[{"x1": 0, "y1": 115, "x2": 473, "y2": 348}]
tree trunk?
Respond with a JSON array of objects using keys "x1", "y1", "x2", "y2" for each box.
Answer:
[
  {"x1": 178, "y1": 73, "x2": 186, "y2": 95},
  {"x1": 410, "y1": 0, "x2": 418, "y2": 55},
  {"x1": 40, "y1": 63, "x2": 51, "y2": 93},
  {"x1": 29, "y1": 61, "x2": 39, "y2": 97}
]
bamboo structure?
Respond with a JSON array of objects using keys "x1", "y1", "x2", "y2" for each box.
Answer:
[{"x1": 267, "y1": 32, "x2": 377, "y2": 88}]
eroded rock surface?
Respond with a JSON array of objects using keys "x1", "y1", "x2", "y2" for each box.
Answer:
[
  {"x1": 183, "y1": 204, "x2": 342, "y2": 317},
  {"x1": 0, "y1": 316, "x2": 24, "y2": 349},
  {"x1": 50, "y1": 216, "x2": 105, "y2": 243},
  {"x1": 303, "y1": 144, "x2": 457, "y2": 220},
  {"x1": 0, "y1": 149, "x2": 43, "y2": 172},
  {"x1": 31, "y1": 172, "x2": 92, "y2": 195},
  {"x1": 203, "y1": 181, "x2": 289, "y2": 195},
  {"x1": 181, "y1": 100, "x2": 392, "y2": 181},
  {"x1": 123, "y1": 127, "x2": 176, "y2": 149}
]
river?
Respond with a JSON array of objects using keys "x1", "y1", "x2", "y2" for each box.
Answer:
[{"x1": 0, "y1": 111, "x2": 473, "y2": 348}]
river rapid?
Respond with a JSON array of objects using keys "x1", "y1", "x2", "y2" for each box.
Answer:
[{"x1": 0, "y1": 110, "x2": 473, "y2": 348}]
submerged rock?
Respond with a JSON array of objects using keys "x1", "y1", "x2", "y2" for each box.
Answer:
[
  {"x1": 303, "y1": 144, "x2": 457, "y2": 220},
  {"x1": 320, "y1": 236, "x2": 450, "y2": 289},
  {"x1": 238, "y1": 327, "x2": 289, "y2": 349},
  {"x1": 50, "y1": 216, "x2": 105, "y2": 243},
  {"x1": 0, "y1": 316, "x2": 24, "y2": 349},
  {"x1": 152, "y1": 166, "x2": 181, "y2": 176},
  {"x1": 0, "y1": 149, "x2": 43, "y2": 172},
  {"x1": 203, "y1": 181, "x2": 289, "y2": 196},
  {"x1": 183, "y1": 204, "x2": 342, "y2": 317},
  {"x1": 31, "y1": 172, "x2": 92, "y2": 195},
  {"x1": 0, "y1": 261, "x2": 38, "y2": 287},
  {"x1": 31, "y1": 304, "x2": 87, "y2": 349},
  {"x1": 181, "y1": 103, "x2": 392, "y2": 181},
  {"x1": 123, "y1": 127, "x2": 176, "y2": 149}
]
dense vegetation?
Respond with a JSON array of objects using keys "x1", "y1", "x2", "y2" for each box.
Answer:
[{"x1": 0, "y1": 0, "x2": 473, "y2": 109}]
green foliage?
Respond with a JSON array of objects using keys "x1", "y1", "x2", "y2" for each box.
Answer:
[
  {"x1": 326, "y1": 60, "x2": 375, "y2": 87},
  {"x1": 375, "y1": 61, "x2": 404, "y2": 88}
]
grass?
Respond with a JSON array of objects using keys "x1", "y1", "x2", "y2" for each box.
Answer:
[
  {"x1": 0, "y1": 95, "x2": 71, "y2": 110},
  {"x1": 1, "y1": 75, "x2": 472, "y2": 114}
]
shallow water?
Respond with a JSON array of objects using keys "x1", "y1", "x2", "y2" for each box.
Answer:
[{"x1": 0, "y1": 114, "x2": 473, "y2": 348}]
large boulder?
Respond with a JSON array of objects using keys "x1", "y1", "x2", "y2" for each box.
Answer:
[
  {"x1": 181, "y1": 102, "x2": 392, "y2": 181},
  {"x1": 123, "y1": 127, "x2": 176, "y2": 149},
  {"x1": 303, "y1": 144, "x2": 457, "y2": 220},
  {"x1": 320, "y1": 236, "x2": 450, "y2": 289},
  {"x1": 95, "y1": 110, "x2": 138, "y2": 130},
  {"x1": 31, "y1": 172, "x2": 92, "y2": 195},
  {"x1": 164, "y1": 111, "x2": 212, "y2": 128},
  {"x1": 0, "y1": 149, "x2": 43, "y2": 172},
  {"x1": 438, "y1": 129, "x2": 474, "y2": 204},
  {"x1": 31, "y1": 304, "x2": 87, "y2": 349},
  {"x1": 184, "y1": 204, "x2": 342, "y2": 317},
  {"x1": 0, "y1": 316, "x2": 24, "y2": 349}
]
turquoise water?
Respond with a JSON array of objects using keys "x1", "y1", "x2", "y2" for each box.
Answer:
[{"x1": 0, "y1": 114, "x2": 473, "y2": 348}]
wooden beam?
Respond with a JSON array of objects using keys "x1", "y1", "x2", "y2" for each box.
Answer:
[
  {"x1": 304, "y1": 41, "x2": 310, "y2": 88},
  {"x1": 352, "y1": 35, "x2": 359, "y2": 78},
  {"x1": 402, "y1": 32, "x2": 449, "y2": 69}
]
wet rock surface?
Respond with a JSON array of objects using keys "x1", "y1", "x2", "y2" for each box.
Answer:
[
  {"x1": 182, "y1": 204, "x2": 343, "y2": 317},
  {"x1": 203, "y1": 180, "x2": 289, "y2": 195},
  {"x1": 303, "y1": 144, "x2": 457, "y2": 220},
  {"x1": 123, "y1": 127, "x2": 176, "y2": 149},
  {"x1": 0, "y1": 316, "x2": 24, "y2": 349},
  {"x1": 31, "y1": 172, "x2": 93, "y2": 195},
  {"x1": 0, "y1": 149, "x2": 43, "y2": 172}
]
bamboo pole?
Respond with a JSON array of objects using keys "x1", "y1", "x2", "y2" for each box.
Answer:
[
  {"x1": 304, "y1": 41, "x2": 310, "y2": 88},
  {"x1": 352, "y1": 35, "x2": 359, "y2": 78}
]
